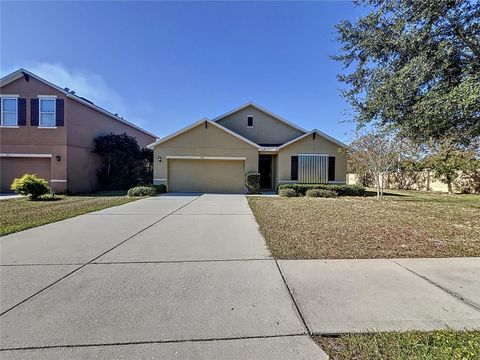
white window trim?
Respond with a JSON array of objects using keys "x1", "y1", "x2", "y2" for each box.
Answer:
[
  {"x1": 247, "y1": 115, "x2": 254, "y2": 128},
  {"x1": 39, "y1": 97, "x2": 56, "y2": 128},
  {"x1": 0, "y1": 153, "x2": 52, "y2": 158},
  {"x1": 166, "y1": 156, "x2": 246, "y2": 161},
  {"x1": 1, "y1": 97, "x2": 18, "y2": 127}
]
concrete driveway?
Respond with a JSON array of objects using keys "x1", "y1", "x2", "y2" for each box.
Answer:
[{"x1": 0, "y1": 194, "x2": 326, "y2": 359}]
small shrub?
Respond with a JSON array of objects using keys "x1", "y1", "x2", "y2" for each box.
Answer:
[
  {"x1": 147, "y1": 184, "x2": 167, "y2": 194},
  {"x1": 127, "y1": 186, "x2": 158, "y2": 197},
  {"x1": 11, "y1": 174, "x2": 50, "y2": 200},
  {"x1": 306, "y1": 189, "x2": 337, "y2": 198},
  {"x1": 279, "y1": 188, "x2": 297, "y2": 197},
  {"x1": 277, "y1": 183, "x2": 366, "y2": 197},
  {"x1": 245, "y1": 172, "x2": 261, "y2": 194}
]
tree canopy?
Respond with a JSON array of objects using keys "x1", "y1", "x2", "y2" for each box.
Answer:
[
  {"x1": 94, "y1": 133, "x2": 153, "y2": 190},
  {"x1": 334, "y1": 0, "x2": 480, "y2": 145}
]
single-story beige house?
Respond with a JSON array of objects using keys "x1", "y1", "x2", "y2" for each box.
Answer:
[{"x1": 149, "y1": 103, "x2": 347, "y2": 193}]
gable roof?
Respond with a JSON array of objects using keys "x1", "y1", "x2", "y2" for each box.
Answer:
[
  {"x1": 0, "y1": 68, "x2": 157, "y2": 138},
  {"x1": 278, "y1": 129, "x2": 348, "y2": 149},
  {"x1": 147, "y1": 118, "x2": 261, "y2": 149},
  {"x1": 212, "y1": 101, "x2": 308, "y2": 133}
]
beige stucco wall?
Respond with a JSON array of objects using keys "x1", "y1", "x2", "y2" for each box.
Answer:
[
  {"x1": 216, "y1": 105, "x2": 304, "y2": 145},
  {"x1": 277, "y1": 133, "x2": 347, "y2": 185},
  {"x1": 153, "y1": 122, "x2": 258, "y2": 191}
]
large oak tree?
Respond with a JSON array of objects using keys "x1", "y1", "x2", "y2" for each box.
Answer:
[{"x1": 334, "y1": 0, "x2": 480, "y2": 145}]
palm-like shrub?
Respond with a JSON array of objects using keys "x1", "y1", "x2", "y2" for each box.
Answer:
[{"x1": 11, "y1": 174, "x2": 50, "y2": 200}]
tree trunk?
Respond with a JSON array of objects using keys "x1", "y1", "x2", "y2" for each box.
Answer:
[
  {"x1": 379, "y1": 173, "x2": 384, "y2": 199},
  {"x1": 376, "y1": 173, "x2": 380, "y2": 199},
  {"x1": 448, "y1": 180, "x2": 453, "y2": 195}
]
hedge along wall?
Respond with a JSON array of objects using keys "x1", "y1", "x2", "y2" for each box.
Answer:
[
  {"x1": 347, "y1": 170, "x2": 480, "y2": 194},
  {"x1": 277, "y1": 183, "x2": 366, "y2": 196}
]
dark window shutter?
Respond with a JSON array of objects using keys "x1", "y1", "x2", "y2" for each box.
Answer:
[
  {"x1": 328, "y1": 156, "x2": 335, "y2": 181},
  {"x1": 31, "y1": 98, "x2": 39, "y2": 126},
  {"x1": 291, "y1": 156, "x2": 298, "y2": 180},
  {"x1": 56, "y1": 99, "x2": 64, "y2": 126},
  {"x1": 18, "y1": 98, "x2": 27, "y2": 126}
]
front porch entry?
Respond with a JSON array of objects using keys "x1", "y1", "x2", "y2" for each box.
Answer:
[{"x1": 259, "y1": 155, "x2": 274, "y2": 190}]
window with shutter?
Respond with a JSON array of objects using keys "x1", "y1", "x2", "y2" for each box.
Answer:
[
  {"x1": 39, "y1": 98, "x2": 56, "y2": 127},
  {"x1": 1, "y1": 97, "x2": 18, "y2": 126},
  {"x1": 328, "y1": 156, "x2": 336, "y2": 181},
  {"x1": 298, "y1": 154, "x2": 328, "y2": 183},
  {"x1": 291, "y1": 156, "x2": 298, "y2": 180},
  {"x1": 31, "y1": 98, "x2": 39, "y2": 126}
]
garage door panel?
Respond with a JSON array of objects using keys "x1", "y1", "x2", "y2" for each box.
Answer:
[
  {"x1": 0, "y1": 158, "x2": 51, "y2": 193},
  {"x1": 168, "y1": 159, "x2": 244, "y2": 193}
]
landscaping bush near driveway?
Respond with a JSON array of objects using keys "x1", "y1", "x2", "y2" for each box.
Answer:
[
  {"x1": 127, "y1": 186, "x2": 158, "y2": 197},
  {"x1": 10, "y1": 174, "x2": 50, "y2": 200},
  {"x1": 245, "y1": 172, "x2": 261, "y2": 194},
  {"x1": 278, "y1": 183, "x2": 365, "y2": 197},
  {"x1": 150, "y1": 184, "x2": 167, "y2": 194},
  {"x1": 306, "y1": 189, "x2": 337, "y2": 198},
  {"x1": 127, "y1": 184, "x2": 166, "y2": 197},
  {"x1": 279, "y1": 188, "x2": 297, "y2": 197}
]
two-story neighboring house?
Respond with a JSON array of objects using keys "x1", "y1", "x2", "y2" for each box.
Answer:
[
  {"x1": 148, "y1": 102, "x2": 347, "y2": 193},
  {"x1": 0, "y1": 69, "x2": 157, "y2": 193}
]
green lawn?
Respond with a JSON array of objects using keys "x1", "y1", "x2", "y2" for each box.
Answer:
[
  {"x1": 0, "y1": 193, "x2": 139, "y2": 236},
  {"x1": 247, "y1": 189, "x2": 480, "y2": 259},
  {"x1": 314, "y1": 330, "x2": 480, "y2": 360}
]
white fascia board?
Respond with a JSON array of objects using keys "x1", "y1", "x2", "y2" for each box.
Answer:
[
  {"x1": 278, "y1": 130, "x2": 348, "y2": 150},
  {"x1": 148, "y1": 119, "x2": 261, "y2": 149}
]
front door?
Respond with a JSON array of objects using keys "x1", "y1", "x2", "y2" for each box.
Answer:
[{"x1": 258, "y1": 155, "x2": 273, "y2": 189}]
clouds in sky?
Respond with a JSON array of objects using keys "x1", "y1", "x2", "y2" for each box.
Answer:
[{"x1": 1, "y1": 62, "x2": 149, "y2": 128}]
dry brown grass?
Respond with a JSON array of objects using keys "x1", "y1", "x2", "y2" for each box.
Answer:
[
  {"x1": 247, "y1": 190, "x2": 480, "y2": 259},
  {"x1": 0, "y1": 194, "x2": 139, "y2": 236}
]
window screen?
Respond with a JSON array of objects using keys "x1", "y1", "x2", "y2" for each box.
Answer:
[{"x1": 298, "y1": 154, "x2": 328, "y2": 183}]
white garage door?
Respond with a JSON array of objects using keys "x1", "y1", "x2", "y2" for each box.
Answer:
[{"x1": 168, "y1": 159, "x2": 245, "y2": 193}]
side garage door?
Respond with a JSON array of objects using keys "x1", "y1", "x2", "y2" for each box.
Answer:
[
  {"x1": 168, "y1": 159, "x2": 245, "y2": 193},
  {"x1": 0, "y1": 157, "x2": 51, "y2": 193}
]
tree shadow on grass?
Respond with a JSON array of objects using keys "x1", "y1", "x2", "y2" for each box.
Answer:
[
  {"x1": 364, "y1": 190, "x2": 407, "y2": 198},
  {"x1": 35, "y1": 196, "x2": 63, "y2": 202}
]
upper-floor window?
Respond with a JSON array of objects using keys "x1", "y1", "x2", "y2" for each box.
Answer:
[
  {"x1": 247, "y1": 115, "x2": 254, "y2": 128},
  {"x1": 1, "y1": 97, "x2": 18, "y2": 126},
  {"x1": 39, "y1": 97, "x2": 56, "y2": 127}
]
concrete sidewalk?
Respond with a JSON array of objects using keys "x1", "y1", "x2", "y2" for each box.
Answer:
[
  {"x1": 278, "y1": 258, "x2": 480, "y2": 334},
  {"x1": 0, "y1": 194, "x2": 326, "y2": 359}
]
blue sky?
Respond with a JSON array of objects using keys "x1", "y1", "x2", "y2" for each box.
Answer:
[{"x1": 1, "y1": 1, "x2": 366, "y2": 141}]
